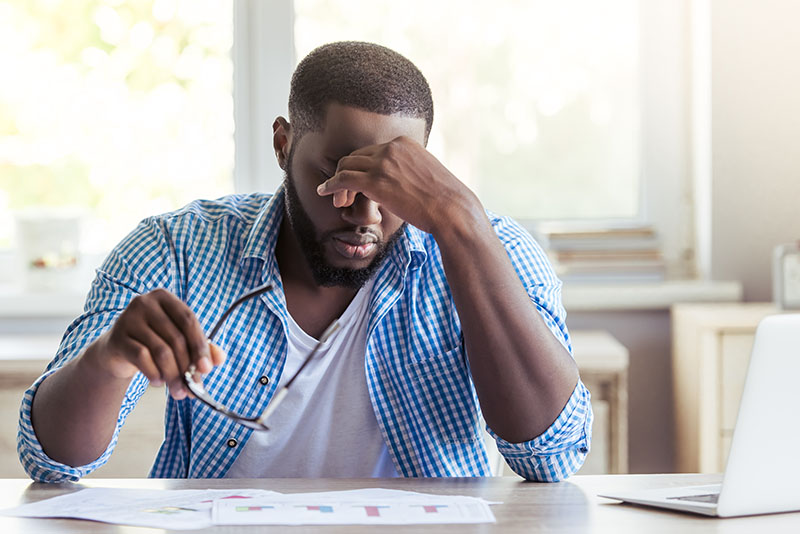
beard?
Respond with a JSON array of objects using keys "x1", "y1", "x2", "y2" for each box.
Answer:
[{"x1": 282, "y1": 152, "x2": 406, "y2": 289}]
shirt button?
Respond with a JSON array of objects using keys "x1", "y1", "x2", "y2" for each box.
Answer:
[
  {"x1": 259, "y1": 376, "x2": 269, "y2": 385},
  {"x1": 227, "y1": 438, "x2": 238, "y2": 448}
]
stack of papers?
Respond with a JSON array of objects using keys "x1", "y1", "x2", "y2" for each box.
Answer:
[{"x1": 1, "y1": 487, "x2": 497, "y2": 529}]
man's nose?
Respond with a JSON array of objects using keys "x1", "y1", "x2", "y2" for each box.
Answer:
[{"x1": 341, "y1": 193, "x2": 382, "y2": 226}]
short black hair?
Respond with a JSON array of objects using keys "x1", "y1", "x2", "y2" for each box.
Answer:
[{"x1": 288, "y1": 41, "x2": 434, "y2": 143}]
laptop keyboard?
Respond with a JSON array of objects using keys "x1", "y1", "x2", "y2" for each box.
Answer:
[{"x1": 667, "y1": 493, "x2": 720, "y2": 504}]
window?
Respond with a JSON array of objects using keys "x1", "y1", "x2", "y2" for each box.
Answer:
[
  {"x1": 1, "y1": 1, "x2": 693, "y2": 280},
  {"x1": 293, "y1": 0, "x2": 641, "y2": 221},
  {"x1": 0, "y1": 0, "x2": 234, "y2": 252}
]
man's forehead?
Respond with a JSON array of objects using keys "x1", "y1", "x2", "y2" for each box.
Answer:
[{"x1": 313, "y1": 102, "x2": 427, "y2": 156}]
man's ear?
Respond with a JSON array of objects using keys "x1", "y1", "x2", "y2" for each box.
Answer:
[{"x1": 273, "y1": 117, "x2": 292, "y2": 171}]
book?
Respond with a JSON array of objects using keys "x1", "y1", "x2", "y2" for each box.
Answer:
[{"x1": 534, "y1": 223, "x2": 666, "y2": 283}]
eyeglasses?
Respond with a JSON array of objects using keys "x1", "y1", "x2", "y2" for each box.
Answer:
[{"x1": 183, "y1": 282, "x2": 341, "y2": 430}]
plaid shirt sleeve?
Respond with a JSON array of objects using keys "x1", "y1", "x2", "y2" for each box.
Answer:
[
  {"x1": 17, "y1": 217, "x2": 171, "y2": 483},
  {"x1": 485, "y1": 214, "x2": 593, "y2": 481},
  {"x1": 488, "y1": 381, "x2": 593, "y2": 481}
]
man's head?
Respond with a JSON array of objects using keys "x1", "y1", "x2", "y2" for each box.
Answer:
[
  {"x1": 287, "y1": 41, "x2": 433, "y2": 145},
  {"x1": 274, "y1": 42, "x2": 433, "y2": 289}
]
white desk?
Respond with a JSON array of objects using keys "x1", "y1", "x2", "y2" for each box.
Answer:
[{"x1": 2, "y1": 475, "x2": 800, "y2": 533}]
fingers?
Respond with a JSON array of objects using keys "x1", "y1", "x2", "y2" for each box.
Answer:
[
  {"x1": 318, "y1": 170, "x2": 366, "y2": 208},
  {"x1": 122, "y1": 337, "x2": 164, "y2": 387},
  {"x1": 318, "y1": 154, "x2": 374, "y2": 199},
  {"x1": 156, "y1": 291, "x2": 212, "y2": 372},
  {"x1": 332, "y1": 189, "x2": 358, "y2": 208},
  {"x1": 317, "y1": 171, "x2": 356, "y2": 195},
  {"x1": 128, "y1": 325, "x2": 187, "y2": 399},
  {"x1": 103, "y1": 289, "x2": 217, "y2": 400},
  {"x1": 336, "y1": 154, "x2": 373, "y2": 173},
  {"x1": 144, "y1": 312, "x2": 193, "y2": 398},
  {"x1": 209, "y1": 342, "x2": 226, "y2": 366}
]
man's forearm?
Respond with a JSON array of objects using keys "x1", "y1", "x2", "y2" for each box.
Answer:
[
  {"x1": 433, "y1": 209, "x2": 579, "y2": 444},
  {"x1": 31, "y1": 338, "x2": 132, "y2": 467}
]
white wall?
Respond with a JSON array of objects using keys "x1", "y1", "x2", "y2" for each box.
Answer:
[{"x1": 709, "y1": 0, "x2": 800, "y2": 301}]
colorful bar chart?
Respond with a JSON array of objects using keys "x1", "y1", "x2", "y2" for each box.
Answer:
[{"x1": 212, "y1": 488, "x2": 496, "y2": 525}]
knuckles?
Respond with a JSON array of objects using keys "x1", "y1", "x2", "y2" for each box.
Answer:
[
  {"x1": 128, "y1": 289, "x2": 166, "y2": 311},
  {"x1": 176, "y1": 308, "x2": 195, "y2": 328},
  {"x1": 150, "y1": 345, "x2": 173, "y2": 363},
  {"x1": 147, "y1": 288, "x2": 171, "y2": 302},
  {"x1": 131, "y1": 345, "x2": 150, "y2": 364}
]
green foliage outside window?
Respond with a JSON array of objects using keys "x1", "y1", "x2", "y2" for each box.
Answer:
[{"x1": 0, "y1": 0, "x2": 234, "y2": 249}]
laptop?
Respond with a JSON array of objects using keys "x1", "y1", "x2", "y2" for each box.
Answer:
[{"x1": 599, "y1": 313, "x2": 800, "y2": 517}]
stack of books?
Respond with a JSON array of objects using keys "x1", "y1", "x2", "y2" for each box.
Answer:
[{"x1": 533, "y1": 224, "x2": 666, "y2": 283}]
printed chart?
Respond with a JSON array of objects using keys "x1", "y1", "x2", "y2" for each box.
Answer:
[{"x1": 213, "y1": 489, "x2": 496, "y2": 525}]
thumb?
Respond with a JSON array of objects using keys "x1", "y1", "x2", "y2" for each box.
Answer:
[{"x1": 208, "y1": 342, "x2": 226, "y2": 367}]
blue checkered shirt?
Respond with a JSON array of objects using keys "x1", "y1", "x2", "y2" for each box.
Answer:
[{"x1": 18, "y1": 189, "x2": 592, "y2": 483}]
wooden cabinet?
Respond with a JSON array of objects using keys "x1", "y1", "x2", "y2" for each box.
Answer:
[{"x1": 671, "y1": 303, "x2": 780, "y2": 473}]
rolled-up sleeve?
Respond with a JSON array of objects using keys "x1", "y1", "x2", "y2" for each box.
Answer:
[
  {"x1": 17, "y1": 217, "x2": 172, "y2": 482},
  {"x1": 17, "y1": 369, "x2": 149, "y2": 483},
  {"x1": 488, "y1": 380, "x2": 593, "y2": 481}
]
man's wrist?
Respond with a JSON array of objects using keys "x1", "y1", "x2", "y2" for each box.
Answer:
[
  {"x1": 430, "y1": 197, "x2": 493, "y2": 248},
  {"x1": 77, "y1": 333, "x2": 137, "y2": 386}
]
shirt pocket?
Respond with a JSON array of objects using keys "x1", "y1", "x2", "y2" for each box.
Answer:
[{"x1": 408, "y1": 347, "x2": 481, "y2": 444}]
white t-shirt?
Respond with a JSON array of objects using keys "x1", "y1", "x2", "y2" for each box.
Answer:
[{"x1": 225, "y1": 278, "x2": 398, "y2": 478}]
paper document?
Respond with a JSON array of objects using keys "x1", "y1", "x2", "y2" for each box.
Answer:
[
  {"x1": 212, "y1": 488, "x2": 497, "y2": 525},
  {"x1": 1, "y1": 487, "x2": 497, "y2": 528},
  {"x1": 0, "y1": 487, "x2": 275, "y2": 530}
]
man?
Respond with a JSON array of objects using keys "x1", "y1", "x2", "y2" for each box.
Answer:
[{"x1": 19, "y1": 42, "x2": 592, "y2": 483}]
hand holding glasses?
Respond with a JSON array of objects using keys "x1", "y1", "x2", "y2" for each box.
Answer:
[{"x1": 183, "y1": 283, "x2": 340, "y2": 430}]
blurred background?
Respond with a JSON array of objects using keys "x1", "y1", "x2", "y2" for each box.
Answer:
[{"x1": 0, "y1": 0, "x2": 798, "y2": 478}]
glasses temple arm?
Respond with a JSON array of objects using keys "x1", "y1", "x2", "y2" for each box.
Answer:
[
  {"x1": 207, "y1": 283, "x2": 273, "y2": 340},
  {"x1": 259, "y1": 320, "x2": 340, "y2": 427}
]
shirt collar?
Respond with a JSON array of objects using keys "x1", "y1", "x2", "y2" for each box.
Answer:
[
  {"x1": 390, "y1": 223, "x2": 429, "y2": 273},
  {"x1": 239, "y1": 186, "x2": 286, "y2": 283}
]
